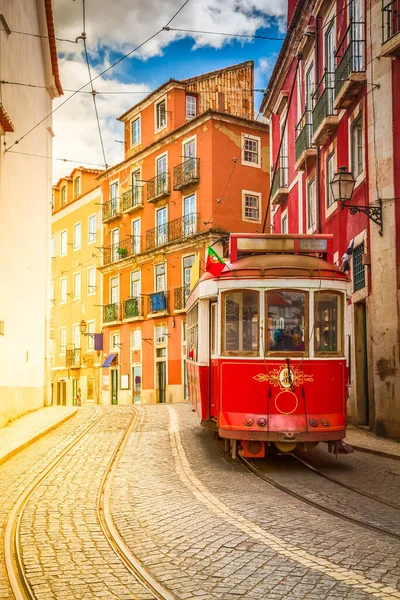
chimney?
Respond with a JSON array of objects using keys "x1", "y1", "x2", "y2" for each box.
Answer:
[{"x1": 287, "y1": 0, "x2": 298, "y2": 27}]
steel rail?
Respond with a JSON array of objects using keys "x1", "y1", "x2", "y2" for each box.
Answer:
[
  {"x1": 290, "y1": 451, "x2": 400, "y2": 511},
  {"x1": 238, "y1": 454, "x2": 400, "y2": 541},
  {"x1": 4, "y1": 408, "x2": 105, "y2": 600},
  {"x1": 97, "y1": 408, "x2": 179, "y2": 600}
]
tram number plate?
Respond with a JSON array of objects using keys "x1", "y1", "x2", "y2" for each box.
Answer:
[{"x1": 278, "y1": 432, "x2": 299, "y2": 441}]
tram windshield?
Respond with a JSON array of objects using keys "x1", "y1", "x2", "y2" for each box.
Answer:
[
  {"x1": 223, "y1": 290, "x2": 259, "y2": 355},
  {"x1": 314, "y1": 291, "x2": 343, "y2": 354},
  {"x1": 266, "y1": 290, "x2": 307, "y2": 353}
]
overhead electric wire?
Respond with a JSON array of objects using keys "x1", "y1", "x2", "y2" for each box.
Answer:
[
  {"x1": 4, "y1": 0, "x2": 191, "y2": 154},
  {"x1": 163, "y1": 26, "x2": 284, "y2": 40},
  {"x1": 0, "y1": 27, "x2": 77, "y2": 43},
  {"x1": 6, "y1": 150, "x2": 105, "y2": 167}
]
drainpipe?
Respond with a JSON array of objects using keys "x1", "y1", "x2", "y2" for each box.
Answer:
[{"x1": 315, "y1": 17, "x2": 322, "y2": 234}]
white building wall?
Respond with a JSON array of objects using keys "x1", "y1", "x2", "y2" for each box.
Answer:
[{"x1": 0, "y1": 0, "x2": 56, "y2": 425}]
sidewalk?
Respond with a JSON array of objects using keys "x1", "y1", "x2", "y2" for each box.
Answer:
[
  {"x1": 0, "y1": 406, "x2": 77, "y2": 465},
  {"x1": 345, "y1": 424, "x2": 400, "y2": 460}
]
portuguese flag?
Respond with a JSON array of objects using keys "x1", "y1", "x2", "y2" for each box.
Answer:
[{"x1": 206, "y1": 246, "x2": 226, "y2": 277}]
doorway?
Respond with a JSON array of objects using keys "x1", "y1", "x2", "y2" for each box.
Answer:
[
  {"x1": 156, "y1": 361, "x2": 166, "y2": 403},
  {"x1": 132, "y1": 365, "x2": 142, "y2": 404},
  {"x1": 57, "y1": 381, "x2": 66, "y2": 405},
  {"x1": 354, "y1": 301, "x2": 369, "y2": 425},
  {"x1": 111, "y1": 369, "x2": 119, "y2": 405}
]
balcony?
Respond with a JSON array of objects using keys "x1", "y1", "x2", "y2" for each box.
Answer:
[
  {"x1": 270, "y1": 160, "x2": 289, "y2": 205},
  {"x1": 147, "y1": 173, "x2": 171, "y2": 203},
  {"x1": 123, "y1": 297, "x2": 143, "y2": 320},
  {"x1": 121, "y1": 186, "x2": 143, "y2": 214},
  {"x1": 312, "y1": 71, "x2": 339, "y2": 146},
  {"x1": 102, "y1": 198, "x2": 121, "y2": 223},
  {"x1": 174, "y1": 285, "x2": 190, "y2": 312},
  {"x1": 104, "y1": 302, "x2": 120, "y2": 323},
  {"x1": 148, "y1": 292, "x2": 168, "y2": 315},
  {"x1": 334, "y1": 24, "x2": 366, "y2": 109},
  {"x1": 295, "y1": 110, "x2": 316, "y2": 171},
  {"x1": 173, "y1": 158, "x2": 200, "y2": 191},
  {"x1": 103, "y1": 236, "x2": 141, "y2": 265},
  {"x1": 382, "y1": 0, "x2": 400, "y2": 56},
  {"x1": 145, "y1": 213, "x2": 199, "y2": 251},
  {"x1": 66, "y1": 348, "x2": 81, "y2": 368}
]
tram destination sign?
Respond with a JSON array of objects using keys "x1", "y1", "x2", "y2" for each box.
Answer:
[{"x1": 229, "y1": 234, "x2": 333, "y2": 262}]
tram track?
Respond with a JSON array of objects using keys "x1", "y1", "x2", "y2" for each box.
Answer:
[
  {"x1": 238, "y1": 453, "x2": 400, "y2": 542},
  {"x1": 4, "y1": 407, "x2": 177, "y2": 600}
]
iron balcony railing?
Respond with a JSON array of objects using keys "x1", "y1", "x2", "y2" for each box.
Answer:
[
  {"x1": 123, "y1": 297, "x2": 143, "y2": 319},
  {"x1": 148, "y1": 291, "x2": 168, "y2": 314},
  {"x1": 103, "y1": 236, "x2": 141, "y2": 265},
  {"x1": 174, "y1": 285, "x2": 190, "y2": 310},
  {"x1": 335, "y1": 23, "x2": 366, "y2": 98},
  {"x1": 66, "y1": 348, "x2": 81, "y2": 368},
  {"x1": 295, "y1": 110, "x2": 313, "y2": 162},
  {"x1": 122, "y1": 186, "x2": 142, "y2": 212},
  {"x1": 270, "y1": 158, "x2": 289, "y2": 200},
  {"x1": 145, "y1": 213, "x2": 199, "y2": 251},
  {"x1": 102, "y1": 198, "x2": 121, "y2": 222},
  {"x1": 173, "y1": 158, "x2": 200, "y2": 190},
  {"x1": 312, "y1": 71, "x2": 336, "y2": 135},
  {"x1": 104, "y1": 302, "x2": 120, "y2": 323},
  {"x1": 382, "y1": 0, "x2": 400, "y2": 43},
  {"x1": 146, "y1": 173, "x2": 171, "y2": 202}
]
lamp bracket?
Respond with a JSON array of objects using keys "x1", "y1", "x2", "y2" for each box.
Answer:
[{"x1": 340, "y1": 199, "x2": 383, "y2": 236}]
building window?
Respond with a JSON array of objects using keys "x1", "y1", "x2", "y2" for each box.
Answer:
[
  {"x1": 60, "y1": 278, "x2": 67, "y2": 304},
  {"x1": 110, "y1": 276, "x2": 119, "y2": 303},
  {"x1": 186, "y1": 95, "x2": 196, "y2": 118},
  {"x1": 111, "y1": 333, "x2": 120, "y2": 350},
  {"x1": 73, "y1": 273, "x2": 81, "y2": 299},
  {"x1": 61, "y1": 186, "x2": 67, "y2": 206},
  {"x1": 87, "y1": 320, "x2": 95, "y2": 350},
  {"x1": 73, "y1": 223, "x2": 81, "y2": 250},
  {"x1": 281, "y1": 213, "x2": 288, "y2": 234},
  {"x1": 59, "y1": 328, "x2": 66, "y2": 355},
  {"x1": 155, "y1": 263, "x2": 166, "y2": 292},
  {"x1": 243, "y1": 192, "x2": 261, "y2": 222},
  {"x1": 74, "y1": 176, "x2": 81, "y2": 198},
  {"x1": 132, "y1": 218, "x2": 141, "y2": 253},
  {"x1": 307, "y1": 178, "x2": 316, "y2": 231},
  {"x1": 242, "y1": 135, "x2": 260, "y2": 167},
  {"x1": 183, "y1": 255, "x2": 195, "y2": 289},
  {"x1": 131, "y1": 116, "x2": 141, "y2": 145},
  {"x1": 326, "y1": 152, "x2": 335, "y2": 208},
  {"x1": 353, "y1": 242, "x2": 365, "y2": 292},
  {"x1": 156, "y1": 99, "x2": 166, "y2": 130},
  {"x1": 351, "y1": 114, "x2": 363, "y2": 179},
  {"x1": 88, "y1": 215, "x2": 96, "y2": 243},
  {"x1": 155, "y1": 324, "x2": 168, "y2": 345},
  {"x1": 73, "y1": 323, "x2": 80, "y2": 349},
  {"x1": 88, "y1": 267, "x2": 96, "y2": 295},
  {"x1": 131, "y1": 328, "x2": 141, "y2": 348},
  {"x1": 60, "y1": 231, "x2": 67, "y2": 256},
  {"x1": 130, "y1": 270, "x2": 141, "y2": 297}
]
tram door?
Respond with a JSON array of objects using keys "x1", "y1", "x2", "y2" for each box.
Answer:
[
  {"x1": 111, "y1": 369, "x2": 118, "y2": 405},
  {"x1": 156, "y1": 362, "x2": 166, "y2": 403}
]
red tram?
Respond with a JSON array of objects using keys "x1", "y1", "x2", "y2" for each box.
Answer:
[{"x1": 186, "y1": 234, "x2": 350, "y2": 458}]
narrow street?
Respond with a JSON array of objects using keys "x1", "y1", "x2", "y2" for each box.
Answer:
[{"x1": 1, "y1": 406, "x2": 400, "y2": 600}]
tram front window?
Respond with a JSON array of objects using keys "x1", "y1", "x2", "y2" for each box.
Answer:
[
  {"x1": 266, "y1": 290, "x2": 307, "y2": 353},
  {"x1": 223, "y1": 290, "x2": 259, "y2": 355},
  {"x1": 314, "y1": 291, "x2": 343, "y2": 354}
]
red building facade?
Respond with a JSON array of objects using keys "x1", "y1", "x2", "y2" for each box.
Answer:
[{"x1": 262, "y1": 0, "x2": 400, "y2": 436}]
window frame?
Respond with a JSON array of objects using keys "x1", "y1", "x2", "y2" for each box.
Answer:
[
  {"x1": 281, "y1": 210, "x2": 288, "y2": 234},
  {"x1": 74, "y1": 176, "x2": 81, "y2": 198},
  {"x1": 61, "y1": 186, "x2": 67, "y2": 206},
  {"x1": 307, "y1": 178, "x2": 316, "y2": 233},
  {"x1": 73, "y1": 222, "x2": 81, "y2": 251},
  {"x1": 242, "y1": 190, "x2": 262, "y2": 223},
  {"x1": 241, "y1": 134, "x2": 261, "y2": 168},
  {"x1": 155, "y1": 262, "x2": 166, "y2": 293},
  {"x1": 88, "y1": 267, "x2": 96, "y2": 296},
  {"x1": 313, "y1": 290, "x2": 344, "y2": 357},
  {"x1": 88, "y1": 214, "x2": 96, "y2": 244},
  {"x1": 73, "y1": 272, "x2": 81, "y2": 300},
  {"x1": 155, "y1": 96, "x2": 167, "y2": 132},
  {"x1": 131, "y1": 115, "x2": 141, "y2": 146},
  {"x1": 351, "y1": 113, "x2": 364, "y2": 180},
  {"x1": 59, "y1": 327, "x2": 67, "y2": 355},
  {"x1": 60, "y1": 230, "x2": 67, "y2": 256},
  {"x1": 265, "y1": 289, "x2": 309, "y2": 357},
  {"x1": 60, "y1": 277, "x2": 67, "y2": 304},
  {"x1": 221, "y1": 289, "x2": 260, "y2": 357},
  {"x1": 186, "y1": 95, "x2": 197, "y2": 119}
]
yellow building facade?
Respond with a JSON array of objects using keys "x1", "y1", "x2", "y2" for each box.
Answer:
[{"x1": 50, "y1": 168, "x2": 103, "y2": 406}]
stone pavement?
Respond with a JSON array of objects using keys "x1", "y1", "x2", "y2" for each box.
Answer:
[
  {"x1": 345, "y1": 425, "x2": 400, "y2": 459},
  {"x1": 0, "y1": 405, "x2": 77, "y2": 465}
]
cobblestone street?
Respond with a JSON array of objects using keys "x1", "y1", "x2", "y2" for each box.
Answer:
[{"x1": 1, "y1": 404, "x2": 400, "y2": 600}]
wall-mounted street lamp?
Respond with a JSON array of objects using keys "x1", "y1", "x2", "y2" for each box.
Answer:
[
  {"x1": 79, "y1": 320, "x2": 103, "y2": 352},
  {"x1": 330, "y1": 166, "x2": 383, "y2": 236}
]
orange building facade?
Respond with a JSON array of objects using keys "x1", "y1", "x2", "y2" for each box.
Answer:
[{"x1": 98, "y1": 62, "x2": 270, "y2": 405}]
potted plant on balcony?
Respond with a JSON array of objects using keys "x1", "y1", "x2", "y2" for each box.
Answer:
[{"x1": 117, "y1": 247, "x2": 128, "y2": 258}]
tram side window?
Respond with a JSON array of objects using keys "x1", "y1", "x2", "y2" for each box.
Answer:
[
  {"x1": 266, "y1": 290, "x2": 307, "y2": 353},
  {"x1": 314, "y1": 292, "x2": 343, "y2": 354},
  {"x1": 223, "y1": 290, "x2": 259, "y2": 355},
  {"x1": 187, "y1": 303, "x2": 198, "y2": 361}
]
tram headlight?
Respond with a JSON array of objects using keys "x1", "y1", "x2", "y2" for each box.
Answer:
[{"x1": 244, "y1": 418, "x2": 254, "y2": 426}]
